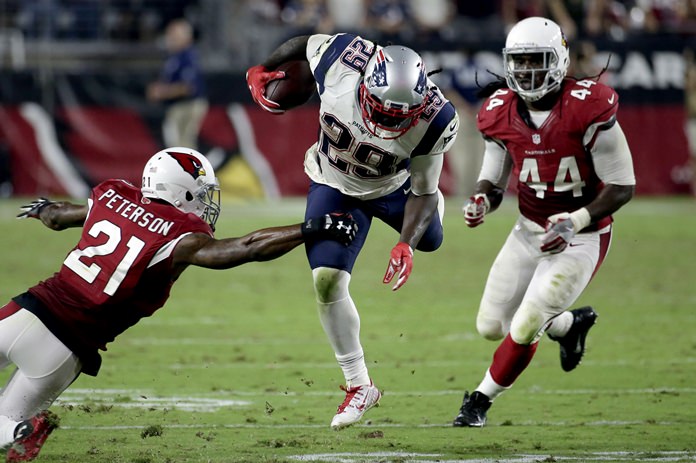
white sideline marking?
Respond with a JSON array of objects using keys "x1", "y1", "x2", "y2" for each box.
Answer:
[
  {"x1": 286, "y1": 451, "x2": 696, "y2": 462},
  {"x1": 58, "y1": 421, "x2": 683, "y2": 430},
  {"x1": 57, "y1": 390, "x2": 250, "y2": 412},
  {"x1": 61, "y1": 386, "x2": 696, "y2": 406}
]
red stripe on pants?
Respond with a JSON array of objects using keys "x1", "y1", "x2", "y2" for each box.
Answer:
[{"x1": 0, "y1": 300, "x2": 22, "y2": 321}]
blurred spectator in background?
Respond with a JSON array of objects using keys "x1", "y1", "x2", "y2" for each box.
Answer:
[
  {"x1": 408, "y1": 0, "x2": 456, "y2": 42},
  {"x1": 676, "y1": 0, "x2": 696, "y2": 34},
  {"x1": 451, "y1": 0, "x2": 505, "y2": 41},
  {"x1": 280, "y1": 0, "x2": 333, "y2": 35},
  {"x1": 326, "y1": 0, "x2": 367, "y2": 34},
  {"x1": 16, "y1": 0, "x2": 60, "y2": 39},
  {"x1": 567, "y1": 39, "x2": 609, "y2": 82},
  {"x1": 147, "y1": 18, "x2": 207, "y2": 150},
  {"x1": 501, "y1": 0, "x2": 579, "y2": 38},
  {"x1": 367, "y1": 0, "x2": 412, "y2": 42},
  {"x1": 685, "y1": 47, "x2": 696, "y2": 195},
  {"x1": 443, "y1": 52, "x2": 497, "y2": 196},
  {"x1": 582, "y1": 0, "x2": 676, "y2": 39}
]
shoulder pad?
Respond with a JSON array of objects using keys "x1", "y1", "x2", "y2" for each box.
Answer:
[
  {"x1": 562, "y1": 79, "x2": 618, "y2": 125},
  {"x1": 476, "y1": 88, "x2": 516, "y2": 135}
]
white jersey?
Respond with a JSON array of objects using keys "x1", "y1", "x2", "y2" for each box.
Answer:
[{"x1": 304, "y1": 33, "x2": 459, "y2": 200}]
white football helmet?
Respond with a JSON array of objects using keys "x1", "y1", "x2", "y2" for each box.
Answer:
[
  {"x1": 359, "y1": 45, "x2": 429, "y2": 139},
  {"x1": 141, "y1": 147, "x2": 221, "y2": 228},
  {"x1": 503, "y1": 17, "x2": 570, "y2": 102}
]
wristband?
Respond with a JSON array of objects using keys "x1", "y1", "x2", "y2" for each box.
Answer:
[{"x1": 569, "y1": 207, "x2": 591, "y2": 232}]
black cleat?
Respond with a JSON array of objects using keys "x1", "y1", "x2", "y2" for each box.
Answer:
[
  {"x1": 453, "y1": 391, "x2": 491, "y2": 428},
  {"x1": 549, "y1": 306, "x2": 598, "y2": 372}
]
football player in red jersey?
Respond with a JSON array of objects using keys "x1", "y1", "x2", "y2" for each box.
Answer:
[
  {"x1": 0, "y1": 147, "x2": 357, "y2": 461},
  {"x1": 453, "y1": 17, "x2": 636, "y2": 427}
]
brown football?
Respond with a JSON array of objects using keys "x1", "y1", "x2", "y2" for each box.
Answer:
[{"x1": 264, "y1": 60, "x2": 316, "y2": 110}]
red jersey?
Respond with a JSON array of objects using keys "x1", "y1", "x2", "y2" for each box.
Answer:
[
  {"x1": 477, "y1": 79, "x2": 619, "y2": 229},
  {"x1": 16, "y1": 179, "x2": 212, "y2": 375}
]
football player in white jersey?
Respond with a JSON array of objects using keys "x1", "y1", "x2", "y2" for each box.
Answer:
[
  {"x1": 247, "y1": 33, "x2": 458, "y2": 429},
  {"x1": 452, "y1": 17, "x2": 635, "y2": 427}
]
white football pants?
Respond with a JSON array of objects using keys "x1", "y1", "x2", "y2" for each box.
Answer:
[
  {"x1": 476, "y1": 215, "x2": 612, "y2": 345},
  {"x1": 0, "y1": 307, "x2": 81, "y2": 421}
]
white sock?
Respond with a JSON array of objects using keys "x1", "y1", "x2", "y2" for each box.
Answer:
[
  {"x1": 0, "y1": 415, "x2": 21, "y2": 450},
  {"x1": 336, "y1": 349, "x2": 370, "y2": 387},
  {"x1": 476, "y1": 369, "x2": 510, "y2": 401},
  {"x1": 546, "y1": 311, "x2": 573, "y2": 338}
]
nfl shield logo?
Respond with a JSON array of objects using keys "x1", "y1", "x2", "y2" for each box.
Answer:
[{"x1": 532, "y1": 133, "x2": 541, "y2": 145}]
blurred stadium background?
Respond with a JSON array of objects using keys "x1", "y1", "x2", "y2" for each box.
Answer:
[{"x1": 0, "y1": 0, "x2": 693, "y2": 201}]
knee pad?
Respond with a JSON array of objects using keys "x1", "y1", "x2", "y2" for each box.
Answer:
[
  {"x1": 312, "y1": 267, "x2": 351, "y2": 304},
  {"x1": 476, "y1": 313, "x2": 505, "y2": 341},
  {"x1": 510, "y1": 301, "x2": 546, "y2": 345}
]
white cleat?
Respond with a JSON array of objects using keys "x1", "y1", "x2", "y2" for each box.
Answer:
[{"x1": 330, "y1": 380, "x2": 381, "y2": 430}]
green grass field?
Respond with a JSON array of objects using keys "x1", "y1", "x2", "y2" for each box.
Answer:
[{"x1": 1, "y1": 197, "x2": 695, "y2": 463}]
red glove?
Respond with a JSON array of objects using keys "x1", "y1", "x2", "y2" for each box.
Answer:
[
  {"x1": 245, "y1": 65, "x2": 286, "y2": 114},
  {"x1": 383, "y1": 242, "x2": 413, "y2": 291}
]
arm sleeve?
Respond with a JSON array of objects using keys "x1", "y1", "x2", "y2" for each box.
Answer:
[
  {"x1": 588, "y1": 122, "x2": 636, "y2": 186},
  {"x1": 477, "y1": 139, "x2": 513, "y2": 189},
  {"x1": 410, "y1": 154, "x2": 444, "y2": 196}
]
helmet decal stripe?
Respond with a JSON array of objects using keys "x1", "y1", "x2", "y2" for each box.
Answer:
[
  {"x1": 371, "y1": 49, "x2": 389, "y2": 87},
  {"x1": 414, "y1": 66, "x2": 427, "y2": 96}
]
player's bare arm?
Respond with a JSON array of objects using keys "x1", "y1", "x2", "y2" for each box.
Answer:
[
  {"x1": 383, "y1": 154, "x2": 444, "y2": 291},
  {"x1": 400, "y1": 193, "x2": 439, "y2": 249},
  {"x1": 584, "y1": 184, "x2": 634, "y2": 223},
  {"x1": 17, "y1": 198, "x2": 88, "y2": 230},
  {"x1": 541, "y1": 121, "x2": 635, "y2": 253},
  {"x1": 173, "y1": 212, "x2": 358, "y2": 272},
  {"x1": 173, "y1": 226, "x2": 305, "y2": 270},
  {"x1": 260, "y1": 35, "x2": 310, "y2": 69},
  {"x1": 583, "y1": 122, "x2": 636, "y2": 222}
]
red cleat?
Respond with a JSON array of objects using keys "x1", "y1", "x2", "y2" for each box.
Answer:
[{"x1": 6, "y1": 411, "x2": 59, "y2": 462}]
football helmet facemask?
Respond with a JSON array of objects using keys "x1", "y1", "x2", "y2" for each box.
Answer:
[
  {"x1": 503, "y1": 17, "x2": 569, "y2": 102},
  {"x1": 359, "y1": 45, "x2": 429, "y2": 139},
  {"x1": 141, "y1": 147, "x2": 221, "y2": 229}
]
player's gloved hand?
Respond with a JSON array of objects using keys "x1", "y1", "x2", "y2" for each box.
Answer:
[
  {"x1": 540, "y1": 208, "x2": 591, "y2": 254},
  {"x1": 302, "y1": 212, "x2": 357, "y2": 246},
  {"x1": 245, "y1": 65, "x2": 286, "y2": 114},
  {"x1": 462, "y1": 193, "x2": 490, "y2": 228},
  {"x1": 383, "y1": 242, "x2": 413, "y2": 291},
  {"x1": 17, "y1": 197, "x2": 54, "y2": 220}
]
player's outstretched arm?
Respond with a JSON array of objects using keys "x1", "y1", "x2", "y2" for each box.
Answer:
[
  {"x1": 176, "y1": 213, "x2": 358, "y2": 270},
  {"x1": 17, "y1": 198, "x2": 88, "y2": 230}
]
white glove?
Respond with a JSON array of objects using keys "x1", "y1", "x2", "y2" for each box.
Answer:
[
  {"x1": 540, "y1": 208, "x2": 591, "y2": 253},
  {"x1": 462, "y1": 194, "x2": 490, "y2": 228}
]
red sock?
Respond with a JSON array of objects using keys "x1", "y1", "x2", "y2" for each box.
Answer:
[{"x1": 489, "y1": 334, "x2": 538, "y2": 387}]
